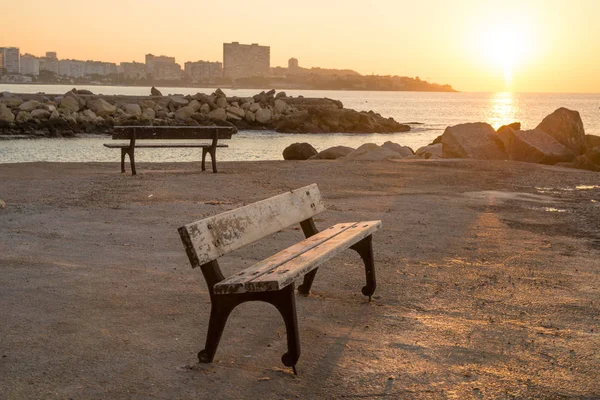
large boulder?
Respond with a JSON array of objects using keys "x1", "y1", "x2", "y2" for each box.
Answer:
[
  {"x1": 31, "y1": 109, "x2": 51, "y2": 119},
  {"x1": 255, "y1": 108, "x2": 272, "y2": 124},
  {"x1": 416, "y1": 143, "x2": 443, "y2": 159},
  {"x1": 15, "y1": 111, "x2": 32, "y2": 123},
  {"x1": 585, "y1": 147, "x2": 600, "y2": 165},
  {"x1": 175, "y1": 105, "x2": 195, "y2": 121},
  {"x1": 536, "y1": 108, "x2": 585, "y2": 155},
  {"x1": 208, "y1": 108, "x2": 227, "y2": 122},
  {"x1": 498, "y1": 122, "x2": 521, "y2": 132},
  {"x1": 122, "y1": 103, "x2": 142, "y2": 117},
  {"x1": 59, "y1": 96, "x2": 80, "y2": 113},
  {"x1": 442, "y1": 122, "x2": 506, "y2": 159},
  {"x1": 226, "y1": 106, "x2": 246, "y2": 118},
  {"x1": 0, "y1": 96, "x2": 23, "y2": 108},
  {"x1": 310, "y1": 146, "x2": 354, "y2": 160},
  {"x1": 556, "y1": 155, "x2": 599, "y2": 172},
  {"x1": 283, "y1": 143, "x2": 318, "y2": 160},
  {"x1": 19, "y1": 100, "x2": 41, "y2": 112},
  {"x1": 382, "y1": 141, "x2": 414, "y2": 157},
  {"x1": 497, "y1": 127, "x2": 574, "y2": 165},
  {"x1": 344, "y1": 143, "x2": 402, "y2": 161},
  {"x1": 274, "y1": 99, "x2": 289, "y2": 114},
  {"x1": 87, "y1": 98, "x2": 116, "y2": 117},
  {"x1": 584, "y1": 134, "x2": 600, "y2": 151},
  {"x1": 169, "y1": 96, "x2": 189, "y2": 108},
  {"x1": 0, "y1": 104, "x2": 15, "y2": 123}
]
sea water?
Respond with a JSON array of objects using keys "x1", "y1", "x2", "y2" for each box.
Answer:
[{"x1": 1, "y1": 84, "x2": 598, "y2": 163}]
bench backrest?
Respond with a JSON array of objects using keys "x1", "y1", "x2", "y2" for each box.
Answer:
[
  {"x1": 113, "y1": 126, "x2": 234, "y2": 140},
  {"x1": 179, "y1": 184, "x2": 326, "y2": 268}
]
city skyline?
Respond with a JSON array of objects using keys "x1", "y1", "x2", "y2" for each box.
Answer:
[{"x1": 2, "y1": 0, "x2": 600, "y2": 92}]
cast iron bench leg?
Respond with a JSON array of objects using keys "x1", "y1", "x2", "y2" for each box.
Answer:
[
  {"x1": 198, "y1": 284, "x2": 301, "y2": 374},
  {"x1": 120, "y1": 148, "x2": 127, "y2": 173},
  {"x1": 201, "y1": 148, "x2": 208, "y2": 172},
  {"x1": 129, "y1": 148, "x2": 137, "y2": 176},
  {"x1": 210, "y1": 148, "x2": 218, "y2": 173},
  {"x1": 351, "y1": 235, "x2": 377, "y2": 300}
]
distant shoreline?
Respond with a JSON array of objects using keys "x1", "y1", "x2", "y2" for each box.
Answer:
[{"x1": 0, "y1": 81, "x2": 458, "y2": 94}]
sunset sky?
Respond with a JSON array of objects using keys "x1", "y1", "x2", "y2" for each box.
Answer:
[{"x1": 3, "y1": 0, "x2": 599, "y2": 93}]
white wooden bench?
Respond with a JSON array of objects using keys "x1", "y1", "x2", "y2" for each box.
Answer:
[{"x1": 178, "y1": 184, "x2": 381, "y2": 374}]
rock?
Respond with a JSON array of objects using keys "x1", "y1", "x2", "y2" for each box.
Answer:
[
  {"x1": 282, "y1": 143, "x2": 318, "y2": 160},
  {"x1": 151, "y1": 86, "x2": 162, "y2": 96},
  {"x1": 498, "y1": 122, "x2": 521, "y2": 132},
  {"x1": 382, "y1": 141, "x2": 414, "y2": 157},
  {"x1": 214, "y1": 88, "x2": 226, "y2": 97},
  {"x1": 226, "y1": 106, "x2": 246, "y2": 118},
  {"x1": 59, "y1": 96, "x2": 80, "y2": 113},
  {"x1": 19, "y1": 100, "x2": 41, "y2": 112},
  {"x1": 31, "y1": 109, "x2": 51, "y2": 119},
  {"x1": 49, "y1": 110, "x2": 60, "y2": 120},
  {"x1": 139, "y1": 100, "x2": 156, "y2": 110},
  {"x1": 143, "y1": 108, "x2": 156, "y2": 119},
  {"x1": 310, "y1": 146, "x2": 354, "y2": 160},
  {"x1": 442, "y1": 123, "x2": 506, "y2": 159},
  {"x1": 276, "y1": 91, "x2": 287, "y2": 98},
  {"x1": 208, "y1": 108, "x2": 227, "y2": 122},
  {"x1": 498, "y1": 127, "x2": 574, "y2": 165},
  {"x1": 82, "y1": 109, "x2": 97, "y2": 120},
  {"x1": 255, "y1": 108, "x2": 272, "y2": 124},
  {"x1": 274, "y1": 99, "x2": 289, "y2": 114},
  {"x1": 536, "y1": 108, "x2": 585, "y2": 155},
  {"x1": 76, "y1": 89, "x2": 94, "y2": 95},
  {"x1": 216, "y1": 97, "x2": 228, "y2": 109},
  {"x1": 86, "y1": 98, "x2": 116, "y2": 117},
  {"x1": 245, "y1": 110, "x2": 256, "y2": 123},
  {"x1": 430, "y1": 135, "x2": 443, "y2": 145},
  {"x1": 200, "y1": 103, "x2": 211, "y2": 114},
  {"x1": 156, "y1": 110, "x2": 168, "y2": 119},
  {"x1": 16, "y1": 111, "x2": 32, "y2": 123},
  {"x1": 584, "y1": 134, "x2": 600, "y2": 151},
  {"x1": 174, "y1": 106, "x2": 195, "y2": 121},
  {"x1": 170, "y1": 96, "x2": 189, "y2": 108},
  {"x1": 122, "y1": 103, "x2": 142, "y2": 117},
  {"x1": 556, "y1": 155, "x2": 599, "y2": 171},
  {"x1": 226, "y1": 112, "x2": 242, "y2": 121},
  {"x1": 249, "y1": 103, "x2": 262, "y2": 113},
  {"x1": 190, "y1": 113, "x2": 206, "y2": 122},
  {"x1": 189, "y1": 99, "x2": 202, "y2": 112},
  {"x1": 345, "y1": 143, "x2": 402, "y2": 161},
  {"x1": 0, "y1": 97, "x2": 22, "y2": 108},
  {"x1": 416, "y1": 143, "x2": 443, "y2": 159},
  {"x1": 0, "y1": 104, "x2": 15, "y2": 123},
  {"x1": 585, "y1": 146, "x2": 600, "y2": 165}
]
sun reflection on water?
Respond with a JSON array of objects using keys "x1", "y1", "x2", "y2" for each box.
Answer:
[{"x1": 488, "y1": 92, "x2": 519, "y2": 130}]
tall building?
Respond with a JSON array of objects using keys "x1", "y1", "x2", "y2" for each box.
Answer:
[
  {"x1": 153, "y1": 62, "x2": 182, "y2": 81},
  {"x1": 184, "y1": 60, "x2": 223, "y2": 82},
  {"x1": 39, "y1": 52, "x2": 59, "y2": 74},
  {"x1": 288, "y1": 58, "x2": 299, "y2": 70},
  {"x1": 59, "y1": 59, "x2": 85, "y2": 78},
  {"x1": 84, "y1": 60, "x2": 117, "y2": 76},
  {"x1": 0, "y1": 47, "x2": 20, "y2": 74},
  {"x1": 20, "y1": 54, "x2": 40, "y2": 76},
  {"x1": 145, "y1": 54, "x2": 176, "y2": 77},
  {"x1": 223, "y1": 42, "x2": 270, "y2": 79},
  {"x1": 120, "y1": 61, "x2": 147, "y2": 79}
]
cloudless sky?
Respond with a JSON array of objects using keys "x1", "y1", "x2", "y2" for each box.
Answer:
[{"x1": 2, "y1": 0, "x2": 599, "y2": 93}]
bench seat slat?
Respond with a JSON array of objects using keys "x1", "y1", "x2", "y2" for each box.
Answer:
[
  {"x1": 213, "y1": 220, "x2": 381, "y2": 294},
  {"x1": 213, "y1": 223, "x2": 358, "y2": 294},
  {"x1": 103, "y1": 143, "x2": 228, "y2": 148}
]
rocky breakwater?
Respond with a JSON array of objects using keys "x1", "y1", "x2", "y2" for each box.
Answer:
[
  {"x1": 283, "y1": 107, "x2": 599, "y2": 172},
  {"x1": 0, "y1": 88, "x2": 410, "y2": 138}
]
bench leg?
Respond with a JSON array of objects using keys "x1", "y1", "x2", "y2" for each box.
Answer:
[
  {"x1": 298, "y1": 270, "x2": 318, "y2": 296},
  {"x1": 120, "y1": 148, "x2": 127, "y2": 173},
  {"x1": 198, "y1": 284, "x2": 301, "y2": 374},
  {"x1": 270, "y1": 284, "x2": 301, "y2": 374},
  {"x1": 201, "y1": 148, "x2": 208, "y2": 172},
  {"x1": 351, "y1": 235, "x2": 377, "y2": 300},
  {"x1": 129, "y1": 148, "x2": 137, "y2": 176},
  {"x1": 198, "y1": 298, "x2": 236, "y2": 364},
  {"x1": 210, "y1": 148, "x2": 218, "y2": 173}
]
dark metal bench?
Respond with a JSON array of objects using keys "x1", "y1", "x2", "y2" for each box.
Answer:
[
  {"x1": 178, "y1": 184, "x2": 381, "y2": 374},
  {"x1": 103, "y1": 126, "x2": 235, "y2": 175}
]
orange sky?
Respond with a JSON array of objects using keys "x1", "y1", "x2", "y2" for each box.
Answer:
[{"x1": 2, "y1": 0, "x2": 599, "y2": 93}]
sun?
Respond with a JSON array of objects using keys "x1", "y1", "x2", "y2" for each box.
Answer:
[{"x1": 480, "y1": 26, "x2": 530, "y2": 89}]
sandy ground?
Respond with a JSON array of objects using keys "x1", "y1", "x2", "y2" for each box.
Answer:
[{"x1": 0, "y1": 159, "x2": 599, "y2": 399}]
